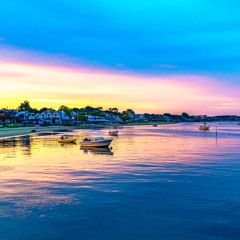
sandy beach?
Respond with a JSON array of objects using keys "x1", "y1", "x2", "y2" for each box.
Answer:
[{"x1": 0, "y1": 126, "x2": 77, "y2": 139}]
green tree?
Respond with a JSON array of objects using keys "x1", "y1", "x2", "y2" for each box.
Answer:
[
  {"x1": 126, "y1": 109, "x2": 135, "y2": 115},
  {"x1": 30, "y1": 108, "x2": 39, "y2": 113},
  {"x1": 72, "y1": 107, "x2": 80, "y2": 113},
  {"x1": 78, "y1": 114, "x2": 87, "y2": 122},
  {"x1": 182, "y1": 112, "x2": 189, "y2": 118},
  {"x1": 39, "y1": 107, "x2": 55, "y2": 112},
  {"x1": 109, "y1": 107, "x2": 118, "y2": 113},
  {"x1": 90, "y1": 111, "x2": 106, "y2": 117},
  {"x1": 163, "y1": 113, "x2": 172, "y2": 117},
  {"x1": 58, "y1": 105, "x2": 71, "y2": 115},
  {"x1": 17, "y1": 100, "x2": 31, "y2": 111},
  {"x1": 84, "y1": 106, "x2": 95, "y2": 113},
  {"x1": 120, "y1": 114, "x2": 131, "y2": 122}
]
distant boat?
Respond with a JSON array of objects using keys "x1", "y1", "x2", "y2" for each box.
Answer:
[
  {"x1": 153, "y1": 124, "x2": 158, "y2": 127},
  {"x1": 58, "y1": 136, "x2": 77, "y2": 143},
  {"x1": 237, "y1": 123, "x2": 240, "y2": 125},
  {"x1": 108, "y1": 130, "x2": 118, "y2": 136},
  {"x1": 80, "y1": 137, "x2": 113, "y2": 147},
  {"x1": 199, "y1": 123, "x2": 210, "y2": 131}
]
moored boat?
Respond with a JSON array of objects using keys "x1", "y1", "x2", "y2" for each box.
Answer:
[
  {"x1": 108, "y1": 130, "x2": 118, "y2": 136},
  {"x1": 199, "y1": 123, "x2": 210, "y2": 131},
  {"x1": 58, "y1": 136, "x2": 77, "y2": 143},
  {"x1": 80, "y1": 137, "x2": 113, "y2": 147}
]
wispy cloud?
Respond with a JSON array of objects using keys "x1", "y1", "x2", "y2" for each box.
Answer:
[
  {"x1": 0, "y1": 59, "x2": 240, "y2": 115},
  {"x1": 0, "y1": 1, "x2": 240, "y2": 114}
]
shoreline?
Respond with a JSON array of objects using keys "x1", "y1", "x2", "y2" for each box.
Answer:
[
  {"x1": 121, "y1": 121, "x2": 176, "y2": 126},
  {"x1": 0, "y1": 126, "x2": 78, "y2": 139},
  {"x1": 0, "y1": 122, "x2": 175, "y2": 139}
]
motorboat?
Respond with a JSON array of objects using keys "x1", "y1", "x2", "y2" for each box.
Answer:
[
  {"x1": 199, "y1": 123, "x2": 210, "y2": 131},
  {"x1": 58, "y1": 136, "x2": 77, "y2": 143},
  {"x1": 80, "y1": 137, "x2": 113, "y2": 147},
  {"x1": 108, "y1": 130, "x2": 118, "y2": 136}
]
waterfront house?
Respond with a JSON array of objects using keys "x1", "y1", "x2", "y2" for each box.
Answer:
[
  {"x1": 129, "y1": 114, "x2": 149, "y2": 122},
  {"x1": 15, "y1": 111, "x2": 29, "y2": 123},
  {"x1": 0, "y1": 111, "x2": 15, "y2": 124},
  {"x1": 198, "y1": 115, "x2": 207, "y2": 121},
  {"x1": 105, "y1": 113, "x2": 123, "y2": 123},
  {"x1": 34, "y1": 111, "x2": 62, "y2": 124},
  {"x1": 70, "y1": 111, "x2": 77, "y2": 120},
  {"x1": 87, "y1": 115, "x2": 107, "y2": 124}
]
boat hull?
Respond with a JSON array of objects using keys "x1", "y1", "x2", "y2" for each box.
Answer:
[
  {"x1": 109, "y1": 132, "x2": 118, "y2": 136},
  {"x1": 58, "y1": 139, "x2": 77, "y2": 143},
  {"x1": 80, "y1": 139, "x2": 112, "y2": 147},
  {"x1": 199, "y1": 127, "x2": 210, "y2": 131}
]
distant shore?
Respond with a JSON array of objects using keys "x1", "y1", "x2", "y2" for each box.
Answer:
[
  {"x1": 0, "y1": 121, "x2": 175, "y2": 139},
  {"x1": 121, "y1": 121, "x2": 176, "y2": 126}
]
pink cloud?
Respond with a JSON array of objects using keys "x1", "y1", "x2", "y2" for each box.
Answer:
[{"x1": 0, "y1": 46, "x2": 240, "y2": 115}]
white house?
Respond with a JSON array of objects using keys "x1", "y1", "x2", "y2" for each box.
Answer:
[
  {"x1": 57, "y1": 110, "x2": 70, "y2": 120},
  {"x1": 34, "y1": 111, "x2": 62, "y2": 124},
  {"x1": 105, "y1": 113, "x2": 123, "y2": 123}
]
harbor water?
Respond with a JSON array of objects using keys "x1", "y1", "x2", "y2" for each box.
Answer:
[{"x1": 0, "y1": 122, "x2": 240, "y2": 240}]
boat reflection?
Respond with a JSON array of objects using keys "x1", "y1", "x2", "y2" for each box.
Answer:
[
  {"x1": 59, "y1": 142, "x2": 77, "y2": 147},
  {"x1": 0, "y1": 136, "x2": 31, "y2": 147},
  {"x1": 0, "y1": 136, "x2": 32, "y2": 156},
  {"x1": 80, "y1": 146, "x2": 114, "y2": 155}
]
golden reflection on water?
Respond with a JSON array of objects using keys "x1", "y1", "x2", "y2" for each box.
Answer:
[{"x1": 0, "y1": 123, "x2": 240, "y2": 215}]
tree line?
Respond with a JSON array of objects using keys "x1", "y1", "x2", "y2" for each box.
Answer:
[
  {"x1": 16, "y1": 100, "x2": 136, "y2": 121},
  {"x1": 16, "y1": 100, "x2": 192, "y2": 122}
]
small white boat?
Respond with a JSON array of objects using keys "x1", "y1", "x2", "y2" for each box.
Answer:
[
  {"x1": 80, "y1": 137, "x2": 113, "y2": 147},
  {"x1": 108, "y1": 130, "x2": 118, "y2": 136}
]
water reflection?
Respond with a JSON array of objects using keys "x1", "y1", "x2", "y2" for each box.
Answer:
[
  {"x1": 0, "y1": 138, "x2": 18, "y2": 148},
  {"x1": 0, "y1": 123, "x2": 240, "y2": 240},
  {"x1": 81, "y1": 146, "x2": 114, "y2": 155},
  {"x1": 59, "y1": 142, "x2": 77, "y2": 147},
  {"x1": 0, "y1": 135, "x2": 32, "y2": 156},
  {"x1": 0, "y1": 135, "x2": 31, "y2": 147}
]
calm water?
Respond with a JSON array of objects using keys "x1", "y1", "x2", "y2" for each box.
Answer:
[{"x1": 0, "y1": 122, "x2": 240, "y2": 240}]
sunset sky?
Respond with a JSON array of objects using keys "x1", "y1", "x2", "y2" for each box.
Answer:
[{"x1": 0, "y1": 0, "x2": 240, "y2": 115}]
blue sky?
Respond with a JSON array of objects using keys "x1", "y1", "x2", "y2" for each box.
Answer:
[{"x1": 1, "y1": 0, "x2": 240, "y2": 77}]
